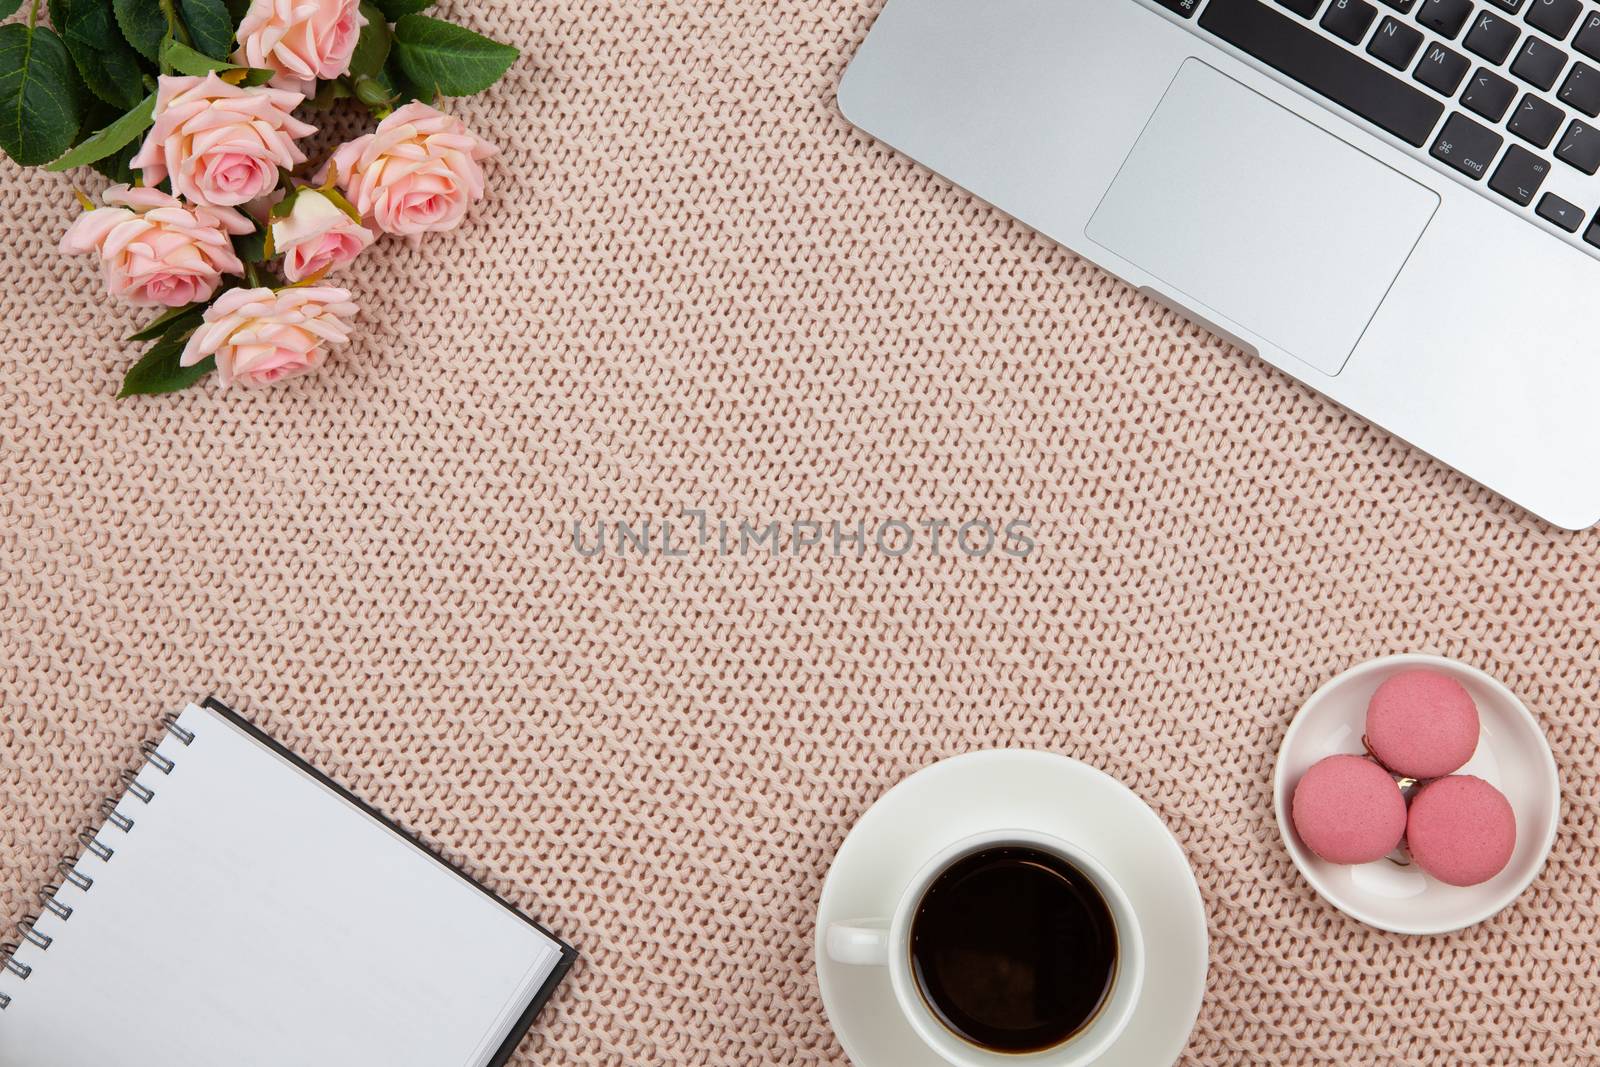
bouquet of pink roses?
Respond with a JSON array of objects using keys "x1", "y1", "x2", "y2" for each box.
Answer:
[{"x1": 0, "y1": 0, "x2": 514, "y2": 393}]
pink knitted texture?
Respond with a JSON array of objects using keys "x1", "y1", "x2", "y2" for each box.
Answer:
[{"x1": 3, "y1": 2, "x2": 1600, "y2": 1064}]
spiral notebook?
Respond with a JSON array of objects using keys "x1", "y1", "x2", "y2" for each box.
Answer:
[{"x1": 0, "y1": 698, "x2": 576, "y2": 1067}]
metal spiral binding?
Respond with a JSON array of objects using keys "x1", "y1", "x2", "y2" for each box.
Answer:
[
  {"x1": 0, "y1": 715, "x2": 194, "y2": 1010},
  {"x1": 39, "y1": 884, "x2": 72, "y2": 920},
  {"x1": 18, "y1": 916, "x2": 50, "y2": 951},
  {"x1": 162, "y1": 712, "x2": 196, "y2": 746},
  {"x1": 119, "y1": 768, "x2": 156, "y2": 804},
  {"x1": 1, "y1": 943, "x2": 27, "y2": 980}
]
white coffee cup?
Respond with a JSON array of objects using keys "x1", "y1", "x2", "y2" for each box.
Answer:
[{"x1": 824, "y1": 828, "x2": 1145, "y2": 1067}]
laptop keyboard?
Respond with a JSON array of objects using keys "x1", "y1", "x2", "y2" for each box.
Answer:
[{"x1": 1151, "y1": 0, "x2": 1600, "y2": 249}]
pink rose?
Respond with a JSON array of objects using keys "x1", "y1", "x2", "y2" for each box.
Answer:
[
  {"x1": 235, "y1": 0, "x2": 367, "y2": 96},
  {"x1": 271, "y1": 189, "x2": 374, "y2": 281},
  {"x1": 181, "y1": 286, "x2": 358, "y2": 388},
  {"x1": 131, "y1": 73, "x2": 315, "y2": 208},
  {"x1": 323, "y1": 102, "x2": 498, "y2": 238},
  {"x1": 59, "y1": 185, "x2": 254, "y2": 307}
]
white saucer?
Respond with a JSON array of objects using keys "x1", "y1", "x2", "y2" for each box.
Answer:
[
  {"x1": 814, "y1": 750, "x2": 1208, "y2": 1067},
  {"x1": 1273, "y1": 655, "x2": 1561, "y2": 935}
]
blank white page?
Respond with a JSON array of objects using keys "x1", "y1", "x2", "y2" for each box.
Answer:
[{"x1": 0, "y1": 702, "x2": 565, "y2": 1067}]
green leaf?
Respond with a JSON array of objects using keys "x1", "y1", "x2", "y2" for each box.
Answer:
[
  {"x1": 232, "y1": 223, "x2": 266, "y2": 263},
  {"x1": 0, "y1": 0, "x2": 26, "y2": 19},
  {"x1": 392, "y1": 14, "x2": 516, "y2": 97},
  {"x1": 159, "y1": 40, "x2": 272, "y2": 82},
  {"x1": 59, "y1": 0, "x2": 117, "y2": 50},
  {"x1": 371, "y1": 53, "x2": 421, "y2": 104},
  {"x1": 119, "y1": 330, "x2": 214, "y2": 397},
  {"x1": 77, "y1": 94, "x2": 145, "y2": 180},
  {"x1": 0, "y1": 23, "x2": 86, "y2": 167},
  {"x1": 159, "y1": 36, "x2": 225, "y2": 73},
  {"x1": 46, "y1": 90, "x2": 152, "y2": 169},
  {"x1": 112, "y1": 0, "x2": 165, "y2": 62},
  {"x1": 58, "y1": 0, "x2": 148, "y2": 110},
  {"x1": 90, "y1": 138, "x2": 139, "y2": 181},
  {"x1": 372, "y1": 0, "x2": 431, "y2": 18},
  {"x1": 178, "y1": 0, "x2": 232, "y2": 58},
  {"x1": 127, "y1": 301, "x2": 207, "y2": 342},
  {"x1": 346, "y1": 1, "x2": 389, "y2": 79},
  {"x1": 78, "y1": 109, "x2": 134, "y2": 176}
]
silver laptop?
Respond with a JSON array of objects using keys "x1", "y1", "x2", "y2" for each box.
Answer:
[{"x1": 840, "y1": 0, "x2": 1600, "y2": 529}]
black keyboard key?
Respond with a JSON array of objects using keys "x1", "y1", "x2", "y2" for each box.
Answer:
[
  {"x1": 1153, "y1": 0, "x2": 1203, "y2": 14},
  {"x1": 1464, "y1": 10, "x2": 1521, "y2": 61},
  {"x1": 1511, "y1": 37, "x2": 1568, "y2": 88},
  {"x1": 1526, "y1": 0, "x2": 1583, "y2": 38},
  {"x1": 1371, "y1": 16, "x2": 1427, "y2": 65},
  {"x1": 1488, "y1": 143, "x2": 1552, "y2": 201},
  {"x1": 1575, "y1": 12, "x2": 1600, "y2": 59},
  {"x1": 1199, "y1": 0, "x2": 1447, "y2": 144},
  {"x1": 1416, "y1": 0, "x2": 1475, "y2": 35},
  {"x1": 1323, "y1": 0, "x2": 1380, "y2": 38},
  {"x1": 1378, "y1": 0, "x2": 1416, "y2": 10},
  {"x1": 1556, "y1": 117, "x2": 1600, "y2": 169},
  {"x1": 1483, "y1": 0, "x2": 1524, "y2": 10},
  {"x1": 1584, "y1": 216, "x2": 1600, "y2": 246},
  {"x1": 1509, "y1": 92, "x2": 1566, "y2": 143},
  {"x1": 1536, "y1": 191, "x2": 1585, "y2": 228},
  {"x1": 1431, "y1": 111, "x2": 1505, "y2": 176},
  {"x1": 1276, "y1": 0, "x2": 1324, "y2": 16},
  {"x1": 1416, "y1": 42, "x2": 1473, "y2": 92},
  {"x1": 1462, "y1": 68, "x2": 1519, "y2": 119},
  {"x1": 1558, "y1": 60, "x2": 1600, "y2": 113}
]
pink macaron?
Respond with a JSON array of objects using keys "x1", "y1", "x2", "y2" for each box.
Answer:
[
  {"x1": 1366, "y1": 670, "x2": 1480, "y2": 779},
  {"x1": 1406, "y1": 775, "x2": 1517, "y2": 887},
  {"x1": 1292, "y1": 754, "x2": 1407, "y2": 865}
]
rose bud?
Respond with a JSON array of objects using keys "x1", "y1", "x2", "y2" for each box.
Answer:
[{"x1": 271, "y1": 189, "x2": 375, "y2": 282}]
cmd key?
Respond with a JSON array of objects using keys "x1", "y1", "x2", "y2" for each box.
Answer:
[
  {"x1": 1151, "y1": 0, "x2": 1204, "y2": 17},
  {"x1": 1431, "y1": 111, "x2": 1504, "y2": 178}
]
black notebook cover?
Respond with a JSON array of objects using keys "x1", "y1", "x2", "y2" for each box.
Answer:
[{"x1": 201, "y1": 697, "x2": 577, "y2": 1066}]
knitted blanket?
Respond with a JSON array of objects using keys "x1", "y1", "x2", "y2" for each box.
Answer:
[{"x1": 4, "y1": 1, "x2": 1598, "y2": 1063}]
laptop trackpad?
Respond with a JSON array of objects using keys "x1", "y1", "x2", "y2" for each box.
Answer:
[{"x1": 1086, "y1": 59, "x2": 1438, "y2": 377}]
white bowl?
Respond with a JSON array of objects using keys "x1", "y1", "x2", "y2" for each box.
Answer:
[{"x1": 1273, "y1": 655, "x2": 1560, "y2": 935}]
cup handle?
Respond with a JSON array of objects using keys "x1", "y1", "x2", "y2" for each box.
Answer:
[{"x1": 825, "y1": 918, "x2": 891, "y2": 966}]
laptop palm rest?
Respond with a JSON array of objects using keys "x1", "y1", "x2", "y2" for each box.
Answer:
[{"x1": 1086, "y1": 59, "x2": 1438, "y2": 377}]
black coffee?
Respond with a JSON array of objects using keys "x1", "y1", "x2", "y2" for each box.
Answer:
[{"x1": 909, "y1": 845, "x2": 1118, "y2": 1054}]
